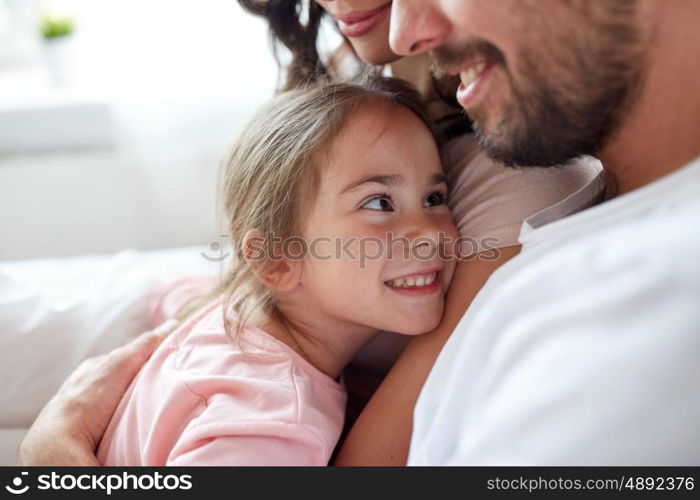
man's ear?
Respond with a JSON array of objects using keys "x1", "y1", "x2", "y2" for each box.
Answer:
[{"x1": 241, "y1": 230, "x2": 302, "y2": 293}]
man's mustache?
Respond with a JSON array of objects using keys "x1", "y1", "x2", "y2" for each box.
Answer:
[{"x1": 429, "y1": 39, "x2": 506, "y2": 77}]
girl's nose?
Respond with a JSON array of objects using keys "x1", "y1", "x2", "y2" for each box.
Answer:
[
  {"x1": 389, "y1": 0, "x2": 451, "y2": 56},
  {"x1": 402, "y1": 212, "x2": 446, "y2": 258}
]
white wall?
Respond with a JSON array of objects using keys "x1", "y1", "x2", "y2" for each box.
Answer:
[{"x1": 0, "y1": 0, "x2": 282, "y2": 260}]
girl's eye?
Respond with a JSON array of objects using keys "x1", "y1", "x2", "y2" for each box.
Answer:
[
  {"x1": 424, "y1": 191, "x2": 447, "y2": 208},
  {"x1": 361, "y1": 195, "x2": 394, "y2": 212}
]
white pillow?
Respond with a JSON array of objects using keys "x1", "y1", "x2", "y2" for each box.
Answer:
[{"x1": 0, "y1": 247, "x2": 222, "y2": 428}]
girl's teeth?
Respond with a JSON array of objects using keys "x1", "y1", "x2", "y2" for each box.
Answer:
[{"x1": 388, "y1": 272, "x2": 437, "y2": 288}]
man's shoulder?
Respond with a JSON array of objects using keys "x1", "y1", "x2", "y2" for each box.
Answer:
[
  {"x1": 517, "y1": 193, "x2": 700, "y2": 275},
  {"x1": 413, "y1": 198, "x2": 700, "y2": 466}
]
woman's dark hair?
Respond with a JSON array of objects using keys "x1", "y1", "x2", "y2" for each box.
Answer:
[
  {"x1": 238, "y1": 0, "x2": 330, "y2": 90},
  {"x1": 237, "y1": 0, "x2": 471, "y2": 135}
]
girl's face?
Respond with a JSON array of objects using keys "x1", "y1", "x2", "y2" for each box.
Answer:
[
  {"x1": 299, "y1": 104, "x2": 458, "y2": 335},
  {"x1": 316, "y1": 0, "x2": 400, "y2": 65}
]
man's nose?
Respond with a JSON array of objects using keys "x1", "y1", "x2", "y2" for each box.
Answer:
[{"x1": 389, "y1": 0, "x2": 451, "y2": 56}]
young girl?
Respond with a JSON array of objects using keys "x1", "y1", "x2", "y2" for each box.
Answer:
[{"x1": 96, "y1": 78, "x2": 458, "y2": 466}]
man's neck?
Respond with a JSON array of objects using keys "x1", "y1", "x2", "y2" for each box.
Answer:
[{"x1": 598, "y1": 0, "x2": 700, "y2": 195}]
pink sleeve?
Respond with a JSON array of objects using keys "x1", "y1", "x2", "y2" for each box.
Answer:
[{"x1": 167, "y1": 421, "x2": 330, "y2": 466}]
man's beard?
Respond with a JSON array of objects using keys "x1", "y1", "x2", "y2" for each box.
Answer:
[{"x1": 429, "y1": 4, "x2": 647, "y2": 168}]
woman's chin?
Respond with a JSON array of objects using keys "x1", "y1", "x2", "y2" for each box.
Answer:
[{"x1": 352, "y1": 44, "x2": 402, "y2": 66}]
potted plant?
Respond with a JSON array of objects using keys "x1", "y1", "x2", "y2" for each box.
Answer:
[{"x1": 40, "y1": 14, "x2": 75, "y2": 85}]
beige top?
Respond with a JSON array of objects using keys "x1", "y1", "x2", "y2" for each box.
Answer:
[{"x1": 443, "y1": 134, "x2": 605, "y2": 255}]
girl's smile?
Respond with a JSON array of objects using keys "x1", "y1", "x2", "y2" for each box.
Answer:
[
  {"x1": 295, "y1": 101, "x2": 458, "y2": 336},
  {"x1": 384, "y1": 269, "x2": 445, "y2": 296}
]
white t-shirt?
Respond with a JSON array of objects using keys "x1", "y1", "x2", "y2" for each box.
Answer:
[{"x1": 409, "y1": 156, "x2": 700, "y2": 465}]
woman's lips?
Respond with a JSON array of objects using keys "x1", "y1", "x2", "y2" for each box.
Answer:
[{"x1": 335, "y1": 3, "x2": 391, "y2": 38}]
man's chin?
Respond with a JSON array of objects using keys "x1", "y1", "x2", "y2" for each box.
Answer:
[
  {"x1": 473, "y1": 118, "x2": 583, "y2": 168},
  {"x1": 472, "y1": 121, "x2": 518, "y2": 167}
]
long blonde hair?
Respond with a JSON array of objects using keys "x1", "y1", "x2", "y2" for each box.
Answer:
[{"x1": 216, "y1": 77, "x2": 436, "y2": 339}]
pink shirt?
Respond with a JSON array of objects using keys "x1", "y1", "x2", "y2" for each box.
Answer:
[{"x1": 97, "y1": 289, "x2": 346, "y2": 466}]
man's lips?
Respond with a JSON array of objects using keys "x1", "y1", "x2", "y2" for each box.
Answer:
[
  {"x1": 444, "y1": 57, "x2": 496, "y2": 109},
  {"x1": 444, "y1": 57, "x2": 491, "y2": 80},
  {"x1": 334, "y1": 2, "x2": 391, "y2": 38}
]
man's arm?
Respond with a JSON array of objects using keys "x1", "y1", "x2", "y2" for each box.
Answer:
[
  {"x1": 17, "y1": 320, "x2": 178, "y2": 466},
  {"x1": 333, "y1": 246, "x2": 520, "y2": 466}
]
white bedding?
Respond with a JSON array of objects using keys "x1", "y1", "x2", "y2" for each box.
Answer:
[
  {"x1": 0, "y1": 246, "x2": 220, "y2": 464},
  {"x1": 0, "y1": 245, "x2": 407, "y2": 465}
]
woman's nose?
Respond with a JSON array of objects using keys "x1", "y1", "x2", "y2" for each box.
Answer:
[{"x1": 389, "y1": 0, "x2": 451, "y2": 56}]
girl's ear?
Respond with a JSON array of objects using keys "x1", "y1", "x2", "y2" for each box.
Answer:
[{"x1": 241, "y1": 230, "x2": 302, "y2": 293}]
